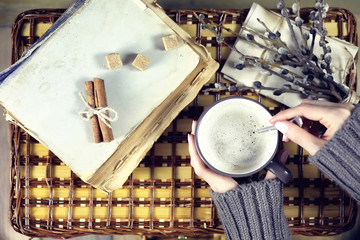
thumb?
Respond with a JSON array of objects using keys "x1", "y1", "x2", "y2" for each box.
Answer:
[{"x1": 275, "y1": 121, "x2": 326, "y2": 155}]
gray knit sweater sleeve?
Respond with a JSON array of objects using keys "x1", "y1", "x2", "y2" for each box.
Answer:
[
  {"x1": 210, "y1": 179, "x2": 291, "y2": 240},
  {"x1": 308, "y1": 104, "x2": 360, "y2": 202}
]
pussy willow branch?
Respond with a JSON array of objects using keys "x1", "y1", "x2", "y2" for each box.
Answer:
[
  {"x1": 316, "y1": 8, "x2": 333, "y2": 74},
  {"x1": 296, "y1": 1, "x2": 309, "y2": 49},
  {"x1": 255, "y1": 18, "x2": 290, "y2": 51},
  {"x1": 248, "y1": 56, "x2": 304, "y2": 79},
  {"x1": 308, "y1": 29, "x2": 317, "y2": 63},
  {"x1": 213, "y1": 19, "x2": 291, "y2": 53},
  {"x1": 248, "y1": 56, "x2": 341, "y2": 101},
  {"x1": 262, "y1": 65, "x2": 341, "y2": 101},
  {"x1": 197, "y1": 13, "x2": 338, "y2": 98},
  {"x1": 194, "y1": 3, "x2": 349, "y2": 101},
  {"x1": 278, "y1": 0, "x2": 302, "y2": 59}
]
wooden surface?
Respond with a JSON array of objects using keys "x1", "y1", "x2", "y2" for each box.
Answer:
[
  {"x1": 0, "y1": 0, "x2": 74, "y2": 26},
  {"x1": 0, "y1": 0, "x2": 359, "y2": 26},
  {"x1": 0, "y1": 0, "x2": 360, "y2": 239}
]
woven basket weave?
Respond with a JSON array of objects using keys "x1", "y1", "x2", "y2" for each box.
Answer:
[{"x1": 9, "y1": 7, "x2": 358, "y2": 239}]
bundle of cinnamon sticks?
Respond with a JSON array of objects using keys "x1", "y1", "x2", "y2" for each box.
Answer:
[{"x1": 84, "y1": 78, "x2": 114, "y2": 143}]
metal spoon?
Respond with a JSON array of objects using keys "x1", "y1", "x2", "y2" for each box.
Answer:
[{"x1": 257, "y1": 116, "x2": 303, "y2": 133}]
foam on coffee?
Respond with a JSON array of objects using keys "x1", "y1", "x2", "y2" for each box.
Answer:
[{"x1": 196, "y1": 98, "x2": 278, "y2": 175}]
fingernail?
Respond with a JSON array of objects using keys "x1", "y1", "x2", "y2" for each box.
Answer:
[
  {"x1": 282, "y1": 135, "x2": 286, "y2": 142},
  {"x1": 191, "y1": 120, "x2": 195, "y2": 133},
  {"x1": 275, "y1": 122, "x2": 288, "y2": 134},
  {"x1": 269, "y1": 115, "x2": 278, "y2": 123},
  {"x1": 187, "y1": 133, "x2": 190, "y2": 143}
]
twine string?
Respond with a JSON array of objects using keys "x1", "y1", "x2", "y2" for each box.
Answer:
[
  {"x1": 342, "y1": 90, "x2": 360, "y2": 104},
  {"x1": 78, "y1": 92, "x2": 118, "y2": 128}
]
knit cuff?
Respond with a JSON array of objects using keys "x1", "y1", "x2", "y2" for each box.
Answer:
[
  {"x1": 309, "y1": 105, "x2": 360, "y2": 202},
  {"x1": 210, "y1": 179, "x2": 291, "y2": 240}
]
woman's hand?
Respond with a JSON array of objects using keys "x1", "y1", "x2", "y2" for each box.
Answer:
[
  {"x1": 270, "y1": 99, "x2": 355, "y2": 155},
  {"x1": 188, "y1": 121, "x2": 239, "y2": 193}
]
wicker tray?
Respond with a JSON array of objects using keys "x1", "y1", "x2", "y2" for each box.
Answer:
[{"x1": 9, "y1": 7, "x2": 358, "y2": 239}]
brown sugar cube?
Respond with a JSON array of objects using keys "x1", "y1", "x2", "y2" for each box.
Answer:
[
  {"x1": 162, "y1": 35, "x2": 179, "y2": 51},
  {"x1": 106, "y1": 53, "x2": 123, "y2": 70},
  {"x1": 132, "y1": 54, "x2": 150, "y2": 71}
]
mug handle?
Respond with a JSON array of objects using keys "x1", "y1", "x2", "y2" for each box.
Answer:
[{"x1": 265, "y1": 159, "x2": 293, "y2": 184}]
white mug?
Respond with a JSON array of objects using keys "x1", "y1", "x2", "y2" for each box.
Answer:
[{"x1": 195, "y1": 96, "x2": 292, "y2": 183}]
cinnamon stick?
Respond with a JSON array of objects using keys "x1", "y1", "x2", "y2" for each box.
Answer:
[
  {"x1": 84, "y1": 81, "x2": 103, "y2": 143},
  {"x1": 94, "y1": 78, "x2": 114, "y2": 142}
]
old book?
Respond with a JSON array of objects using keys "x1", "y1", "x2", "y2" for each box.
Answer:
[{"x1": 0, "y1": 0, "x2": 218, "y2": 192}]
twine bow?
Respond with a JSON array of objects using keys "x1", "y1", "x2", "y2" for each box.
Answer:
[{"x1": 78, "y1": 92, "x2": 118, "y2": 128}]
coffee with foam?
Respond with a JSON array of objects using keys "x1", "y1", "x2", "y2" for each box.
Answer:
[{"x1": 195, "y1": 97, "x2": 278, "y2": 176}]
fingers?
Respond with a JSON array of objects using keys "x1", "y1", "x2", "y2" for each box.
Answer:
[
  {"x1": 270, "y1": 102, "x2": 326, "y2": 124},
  {"x1": 270, "y1": 100, "x2": 355, "y2": 143},
  {"x1": 187, "y1": 133, "x2": 207, "y2": 176},
  {"x1": 275, "y1": 121, "x2": 326, "y2": 155},
  {"x1": 188, "y1": 121, "x2": 239, "y2": 193},
  {"x1": 277, "y1": 150, "x2": 290, "y2": 165},
  {"x1": 270, "y1": 100, "x2": 355, "y2": 126},
  {"x1": 191, "y1": 120, "x2": 197, "y2": 134},
  {"x1": 188, "y1": 131, "x2": 220, "y2": 180},
  {"x1": 188, "y1": 121, "x2": 206, "y2": 175}
]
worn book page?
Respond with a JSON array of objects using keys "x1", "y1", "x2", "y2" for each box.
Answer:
[{"x1": 0, "y1": 0, "x2": 205, "y2": 186}]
